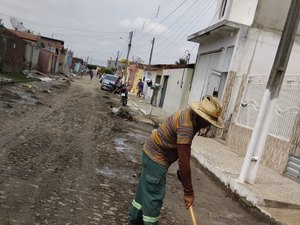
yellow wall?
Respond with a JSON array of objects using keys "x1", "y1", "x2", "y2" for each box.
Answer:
[{"x1": 132, "y1": 68, "x2": 144, "y2": 94}]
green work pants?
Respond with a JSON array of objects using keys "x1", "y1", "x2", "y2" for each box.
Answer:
[{"x1": 128, "y1": 152, "x2": 167, "y2": 225}]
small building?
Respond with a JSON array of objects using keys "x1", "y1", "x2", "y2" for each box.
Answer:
[
  {"x1": 149, "y1": 64, "x2": 194, "y2": 115},
  {"x1": 71, "y1": 57, "x2": 84, "y2": 74},
  {"x1": 38, "y1": 36, "x2": 64, "y2": 74},
  {"x1": 0, "y1": 25, "x2": 26, "y2": 72},
  {"x1": 129, "y1": 63, "x2": 195, "y2": 115},
  {"x1": 9, "y1": 29, "x2": 41, "y2": 71},
  {"x1": 160, "y1": 64, "x2": 194, "y2": 115},
  {"x1": 128, "y1": 63, "x2": 145, "y2": 94},
  {"x1": 187, "y1": 0, "x2": 300, "y2": 175}
]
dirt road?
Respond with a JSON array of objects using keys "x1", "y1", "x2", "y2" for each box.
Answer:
[{"x1": 0, "y1": 76, "x2": 275, "y2": 225}]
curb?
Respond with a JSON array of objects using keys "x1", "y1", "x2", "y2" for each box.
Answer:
[
  {"x1": 191, "y1": 150, "x2": 285, "y2": 225},
  {"x1": 191, "y1": 150, "x2": 263, "y2": 205},
  {"x1": 129, "y1": 99, "x2": 147, "y2": 115}
]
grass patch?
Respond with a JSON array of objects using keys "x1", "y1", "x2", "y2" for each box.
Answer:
[{"x1": 0, "y1": 71, "x2": 39, "y2": 83}]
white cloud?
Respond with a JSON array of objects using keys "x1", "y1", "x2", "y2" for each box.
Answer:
[{"x1": 119, "y1": 18, "x2": 168, "y2": 35}]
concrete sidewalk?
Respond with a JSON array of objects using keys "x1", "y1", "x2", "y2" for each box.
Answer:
[
  {"x1": 128, "y1": 94, "x2": 300, "y2": 225},
  {"x1": 127, "y1": 93, "x2": 168, "y2": 125}
]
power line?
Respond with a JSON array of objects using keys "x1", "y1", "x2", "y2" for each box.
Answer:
[
  {"x1": 134, "y1": 0, "x2": 202, "y2": 47},
  {"x1": 0, "y1": 12, "x2": 128, "y2": 34},
  {"x1": 155, "y1": 0, "x2": 216, "y2": 59},
  {"x1": 154, "y1": 0, "x2": 211, "y2": 48},
  {"x1": 156, "y1": 0, "x2": 216, "y2": 58},
  {"x1": 154, "y1": 0, "x2": 203, "y2": 38},
  {"x1": 125, "y1": 0, "x2": 217, "y2": 64},
  {"x1": 133, "y1": 0, "x2": 189, "y2": 44}
]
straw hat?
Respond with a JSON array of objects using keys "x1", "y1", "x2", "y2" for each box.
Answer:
[{"x1": 190, "y1": 96, "x2": 224, "y2": 128}]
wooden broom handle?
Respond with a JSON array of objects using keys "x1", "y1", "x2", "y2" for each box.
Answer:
[{"x1": 189, "y1": 205, "x2": 197, "y2": 225}]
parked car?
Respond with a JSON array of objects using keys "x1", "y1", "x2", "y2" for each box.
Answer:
[{"x1": 100, "y1": 74, "x2": 118, "y2": 91}]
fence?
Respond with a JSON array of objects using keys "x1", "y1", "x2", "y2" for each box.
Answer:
[{"x1": 236, "y1": 75, "x2": 300, "y2": 140}]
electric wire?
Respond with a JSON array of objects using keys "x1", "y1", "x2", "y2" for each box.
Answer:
[
  {"x1": 133, "y1": 0, "x2": 189, "y2": 44},
  {"x1": 154, "y1": 0, "x2": 211, "y2": 48},
  {"x1": 132, "y1": 0, "x2": 212, "y2": 59},
  {"x1": 0, "y1": 12, "x2": 128, "y2": 34},
  {"x1": 155, "y1": 0, "x2": 216, "y2": 60},
  {"x1": 134, "y1": 0, "x2": 202, "y2": 46}
]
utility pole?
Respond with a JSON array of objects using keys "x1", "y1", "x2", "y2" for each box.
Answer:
[
  {"x1": 148, "y1": 38, "x2": 155, "y2": 74},
  {"x1": 180, "y1": 50, "x2": 191, "y2": 89},
  {"x1": 156, "y1": 5, "x2": 161, "y2": 19},
  {"x1": 239, "y1": 0, "x2": 300, "y2": 184},
  {"x1": 115, "y1": 50, "x2": 120, "y2": 72},
  {"x1": 148, "y1": 38, "x2": 156, "y2": 115},
  {"x1": 124, "y1": 31, "x2": 133, "y2": 82}
]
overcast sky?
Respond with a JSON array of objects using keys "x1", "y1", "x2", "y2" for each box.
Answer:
[{"x1": 0, "y1": 0, "x2": 217, "y2": 66}]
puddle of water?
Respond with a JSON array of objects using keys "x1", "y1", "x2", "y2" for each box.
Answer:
[
  {"x1": 114, "y1": 138, "x2": 137, "y2": 163},
  {"x1": 126, "y1": 132, "x2": 147, "y2": 143},
  {"x1": 95, "y1": 166, "x2": 135, "y2": 184}
]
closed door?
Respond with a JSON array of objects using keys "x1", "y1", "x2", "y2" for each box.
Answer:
[
  {"x1": 159, "y1": 76, "x2": 169, "y2": 107},
  {"x1": 189, "y1": 52, "x2": 220, "y2": 103},
  {"x1": 206, "y1": 72, "x2": 221, "y2": 97}
]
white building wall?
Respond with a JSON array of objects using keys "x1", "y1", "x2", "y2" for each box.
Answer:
[
  {"x1": 227, "y1": 0, "x2": 258, "y2": 26},
  {"x1": 162, "y1": 69, "x2": 184, "y2": 115},
  {"x1": 212, "y1": 0, "x2": 300, "y2": 34},
  {"x1": 25, "y1": 44, "x2": 40, "y2": 69},
  {"x1": 143, "y1": 70, "x2": 157, "y2": 101},
  {"x1": 228, "y1": 27, "x2": 300, "y2": 78},
  {"x1": 162, "y1": 68, "x2": 193, "y2": 115},
  {"x1": 188, "y1": 32, "x2": 238, "y2": 104},
  {"x1": 188, "y1": 54, "x2": 211, "y2": 103},
  {"x1": 225, "y1": 27, "x2": 300, "y2": 124},
  {"x1": 249, "y1": 30, "x2": 300, "y2": 76},
  {"x1": 212, "y1": 0, "x2": 259, "y2": 26},
  {"x1": 180, "y1": 68, "x2": 194, "y2": 109},
  {"x1": 253, "y1": 0, "x2": 300, "y2": 34}
]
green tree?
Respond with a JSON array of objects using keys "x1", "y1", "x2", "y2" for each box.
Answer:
[
  {"x1": 175, "y1": 58, "x2": 187, "y2": 65},
  {"x1": 101, "y1": 68, "x2": 113, "y2": 74},
  {"x1": 87, "y1": 64, "x2": 97, "y2": 70}
]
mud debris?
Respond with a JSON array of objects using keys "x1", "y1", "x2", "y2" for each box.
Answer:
[{"x1": 110, "y1": 107, "x2": 133, "y2": 121}]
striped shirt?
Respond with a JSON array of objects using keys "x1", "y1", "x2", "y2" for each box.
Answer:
[{"x1": 143, "y1": 107, "x2": 196, "y2": 167}]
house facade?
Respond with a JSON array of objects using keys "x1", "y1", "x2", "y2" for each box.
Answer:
[
  {"x1": 71, "y1": 57, "x2": 84, "y2": 74},
  {"x1": 38, "y1": 36, "x2": 64, "y2": 74},
  {"x1": 130, "y1": 63, "x2": 194, "y2": 115},
  {"x1": 9, "y1": 30, "x2": 41, "y2": 71},
  {"x1": 188, "y1": 0, "x2": 300, "y2": 174},
  {"x1": 152, "y1": 64, "x2": 194, "y2": 115},
  {"x1": 0, "y1": 26, "x2": 26, "y2": 72}
]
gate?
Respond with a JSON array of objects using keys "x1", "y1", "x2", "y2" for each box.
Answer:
[
  {"x1": 286, "y1": 154, "x2": 300, "y2": 181},
  {"x1": 236, "y1": 75, "x2": 300, "y2": 141}
]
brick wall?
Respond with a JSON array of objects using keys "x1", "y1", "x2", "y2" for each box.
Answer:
[{"x1": 0, "y1": 27, "x2": 26, "y2": 72}]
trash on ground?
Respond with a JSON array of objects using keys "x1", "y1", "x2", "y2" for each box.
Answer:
[
  {"x1": 111, "y1": 107, "x2": 133, "y2": 121},
  {"x1": 39, "y1": 77, "x2": 52, "y2": 82}
]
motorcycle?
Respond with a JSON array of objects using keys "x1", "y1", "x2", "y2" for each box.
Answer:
[{"x1": 120, "y1": 84, "x2": 128, "y2": 106}]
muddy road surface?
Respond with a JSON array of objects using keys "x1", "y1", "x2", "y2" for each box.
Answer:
[{"x1": 0, "y1": 76, "x2": 274, "y2": 225}]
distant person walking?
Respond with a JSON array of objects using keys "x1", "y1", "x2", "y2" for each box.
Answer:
[
  {"x1": 89, "y1": 70, "x2": 94, "y2": 80},
  {"x1": 137, "y1": 79, "x2": 144, "y2": 98}
]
